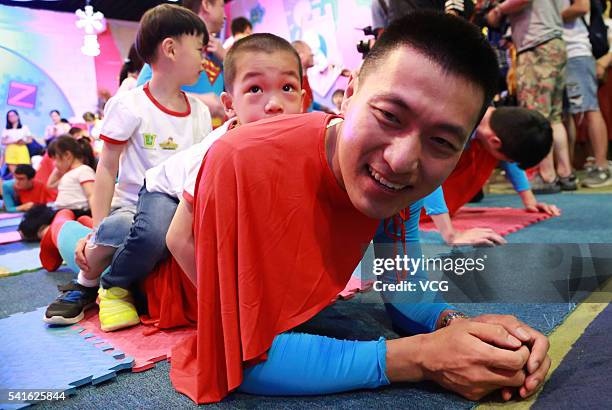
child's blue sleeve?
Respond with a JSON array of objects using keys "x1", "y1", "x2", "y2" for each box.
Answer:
[
  {"x1": 501, "y1": 161, "x2": 530, "y2": 193},
  {"x1": 372, "y1": 200, "x2": 453, "y2": 335},
  {"x1": 136, "y1": 64, "x2": 152, "y2": 87},
  {"x1": 239, "y1": 333, "x2": 389, "y2": 395},
  {"x1": 2, "y1": 180, "x2": 19, "y2": 212},
  {"x1": 423, "y1": 186, "x2": 448, "y2": 216}
]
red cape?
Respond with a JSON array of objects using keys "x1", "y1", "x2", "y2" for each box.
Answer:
[
  {"x1": 421, "y1": 139, "x2": 498, "y2": 221},
  {"x1": 168, "y1": 113, "x2": 380, "y2": 403}
]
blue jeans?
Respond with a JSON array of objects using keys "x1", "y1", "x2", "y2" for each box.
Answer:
[{"x1": 100, "y1": 184, "x2": 179, "y2": 289}]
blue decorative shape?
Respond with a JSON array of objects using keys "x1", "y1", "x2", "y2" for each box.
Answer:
[{"x1": 250, "y1": 2, "x2": 265, "y2": 26}]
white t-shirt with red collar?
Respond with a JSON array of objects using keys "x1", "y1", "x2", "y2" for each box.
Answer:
[
  {"x1": 99, "y1": 83, "x2": 212, "y2": 208},
  {"x1": 145, "y1": 118, "x2": 236, "y2": 201},
  {"x1": 54, "y1": 164, "x2": 96, "y2": 210}
]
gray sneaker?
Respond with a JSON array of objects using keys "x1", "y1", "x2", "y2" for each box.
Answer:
[
  {"x1": 531, "y1": 175, "x2": 561, "y2": 194},
  {"x1": 582, "y1": 167, "x2": 612, "y2": 188},
  {"x1": 558, "y1": 173, "x2": 578, "y2": 191}
]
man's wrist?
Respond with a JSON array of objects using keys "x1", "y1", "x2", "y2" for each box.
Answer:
[{"x1": 438, "y1": 310, "x2": 469, "y2": 328}]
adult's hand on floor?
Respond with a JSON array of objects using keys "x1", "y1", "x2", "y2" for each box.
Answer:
[
  {"x1": 419, "y1": 320, "x2": 530, "y2": 400},
  {"x1": 449, "y1": 228, "x2": 507, "y2": 246},
  {"x1": 74, "y1": 233, "x2": 93, "y2": 271},
  {"x1": 469, "y1": 314, "x2": 551, "y2": 399},
  {"x1": 524, "y1": 202, "x2": 561, "y2": 216}
]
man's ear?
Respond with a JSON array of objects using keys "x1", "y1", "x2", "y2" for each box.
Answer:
[
  {"x1": 341, "y1": 73, "x2": 359, "y2": 113},
  {"x1": 160, "y1": 37, "x2": 178, "y2": 61},
  {"x1": 220, "y1": 91, "x2": 236, "y2": 118}
]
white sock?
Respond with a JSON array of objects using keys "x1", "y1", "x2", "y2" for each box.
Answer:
[{"x1": 77, "y1": 271, "x2": 99, "y2": 288}]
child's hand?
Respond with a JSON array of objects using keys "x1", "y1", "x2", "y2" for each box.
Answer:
[
  {"x1": 74, "y1": 233, "x2": 93, "y2": 271},
  {"x1": 524, "y1": 202, "x2": 560, "y2": 216},
  {"x1": 206, "y1": 36, "x2": 226, "y2": 61}
]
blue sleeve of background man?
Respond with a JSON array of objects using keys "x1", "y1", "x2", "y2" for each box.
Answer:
[
  {"x1": 423, "y1": 186, "x2": 448, "y2": 216},
  {"x1": 2, "y1": 180, "x2": 19, "y2": 212},
  {"x1": 372, "y1": 199, "x2": 452, "y2": 335},
  {"x1": 136, "y1": 64, "x2": 152, "y2": 87},
  {"x1": 239, "y1": 333, "x2": 389, "y2": 395},
  {"x1": 501, "y1": 161, "x2": 530, "y2": 192}
]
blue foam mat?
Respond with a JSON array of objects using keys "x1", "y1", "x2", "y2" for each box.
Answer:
[
  {"x1": 0, "y1": 307, "x2": 133, "y2": 409},
  {"x1": 0, "y1": 245, "x2": 41, "y2": 275}
]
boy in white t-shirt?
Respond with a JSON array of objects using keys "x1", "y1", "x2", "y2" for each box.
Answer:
[{"x1": 44, "y1": 4, "x2": 212, "y2": 327}]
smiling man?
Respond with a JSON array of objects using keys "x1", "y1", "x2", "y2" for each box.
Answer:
[{"x1": 169, "y1": 11, "x2": 551, "y2": 405}]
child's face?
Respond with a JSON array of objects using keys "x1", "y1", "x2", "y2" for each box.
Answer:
[
  {"x1": 331, "y1": 46, "x2": 484, "y2": 219},
  {"x1": 332, "y1": 93, "x2": 343, "y2": 111},
  {"x1": 53, "y1": 152, "x2": 73, "y2": 174},
  {"x1": 173, "y1": 33, "x2": 206, "y2": 86},
  {"x1": 222, "y1": 50, "x2": 304, "y2": 124}
]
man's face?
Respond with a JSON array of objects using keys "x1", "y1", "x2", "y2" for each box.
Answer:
[
  {"x1": 333, "y1": 46, "x2": 484, "y2": 219},
  {"x1": 222, "y1": 51, "x2": 304, "y2": 124},
  {"x1": 203, "y1": 0, "x2": 226, "y2": 35},
  {"x1": 14, "y1": 174, "x2": 33, "y2": 191}
]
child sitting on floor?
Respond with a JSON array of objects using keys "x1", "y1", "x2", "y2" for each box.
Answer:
[
  {"x1": 46, "y1": 136, "x2": 96, "y2": 216},
  {"x1": 43, "y1": 4, "x2": 211, "y2": 326}
]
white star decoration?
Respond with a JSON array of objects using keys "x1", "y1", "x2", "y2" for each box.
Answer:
[{"x1": 75, "y1": 5, "x2": 105, "y2": 57}]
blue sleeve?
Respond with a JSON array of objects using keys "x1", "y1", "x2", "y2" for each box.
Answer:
[
  {"x1": 239, "y1": 333, "x2": 389, "y2": 395},
  {"x1": 423, "y1": 186, "x2": 448, "y2": 216},
  {"x1": 2, "y1": 180, "x2": 19, "y2": 212},
  {"x1": 372, "y1": 200, "x2": 453, "y2": 335},
  {"x1": 501, "y1": 161, "x2": 530, "y2": 192},
  {"x1": 136, "y1": 64, "x2": 152, "y2": 87}
]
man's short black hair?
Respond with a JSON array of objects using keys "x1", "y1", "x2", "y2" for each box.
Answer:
[
  {"x1": 224, "y1": 33, "x2": 302, "y2": 92},
  {"x1": 231, "y1": 17, "x2": 252, "y2": 36},
  {"x1": 14, "y1": 164, "x2": 35, "y2": 179},
  {"x1": 490, "y1": 107, "x2": 553, "y2": 169},
  {"x1": 360, "y1": 11, "x2": 499, "y2": 121},
  {"x1": 18, "y1": 205, "x2": 57, "y2": 242},
  {"x1": 136, "y1": 4, "x2": 208, "y2": 64}
]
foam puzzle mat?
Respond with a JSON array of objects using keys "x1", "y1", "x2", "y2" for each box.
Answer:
[
  {"x1": 0, "y1": 307, "x2": 133, "y2": 409},
  {"x1": 420, "y1": 206, "x2": 553, "y2": 236},
  {"x1": 0, "y1": 246, "x2": 41, "y2": 277},
  {"x1": 74, "y1": 309, "x2": 195, "y2": 372}
]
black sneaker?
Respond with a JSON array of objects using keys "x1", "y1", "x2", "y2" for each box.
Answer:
[
  {"x1": 558, "y1": 174, "x2": 578, "y2": 191},
  {"x1": 44, "y1": 280, "x2": 98, "y2": 325}
]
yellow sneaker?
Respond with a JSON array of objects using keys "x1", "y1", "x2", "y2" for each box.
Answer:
[{"x1": 98, "y1": 287, "x2": 140, "y2": 332}]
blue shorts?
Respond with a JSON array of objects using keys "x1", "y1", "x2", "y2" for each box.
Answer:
[
  {"x1": 566, "y1": 55, "x2": 599, "y2": 114},
  {"x1": 92, "y1": 205, "x2": 136, "y2": 248}
]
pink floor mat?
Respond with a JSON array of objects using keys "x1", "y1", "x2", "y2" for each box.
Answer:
[
  {"x1": 74, "y1": 309, "x2": 195, "y2": 372},
  {"x1": 0, "y1": 231, "x2": 22, "y2": 244},
  {"x1": 420, "y1": 207, "x2": 554, "y2": 235}
]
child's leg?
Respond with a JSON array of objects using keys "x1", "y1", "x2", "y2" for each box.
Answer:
[
  {"x1": 44, "y1": 206, "x2": 136, "y2": 325},
  {"x1": 101, "y1": 187, "x2": 179, "y2": 290}
]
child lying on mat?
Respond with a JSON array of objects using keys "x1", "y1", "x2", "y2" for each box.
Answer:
[
  {"x1": 42, "y1": 33, "x2": 306, "y2": 331},
  {"x1": 169, "y1": 13, "x2": 550, "y2": 405},
  {"x1": 420, "y1": 106, "x2": 561, "y2": 246}
]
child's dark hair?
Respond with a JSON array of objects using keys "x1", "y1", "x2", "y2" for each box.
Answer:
[
  {"x1": 231, "y1": 17, "x2": 252, "y2": 36},
  {"x1": 69, "y1": 127, "x2": 84, "y2": 137},
  {"x1": 360, "y1": 11, "x2": 499, "y2": 122},
  {"x1": 224, "y1": 33, "x2": 303, "y2": 92},
  {"x1": 18, "y1": 205, "x2": 57, "y2": 242},
  {"x1": 119, "y1": 43, "x2": 144, "y2": 86},
  {"x1": 135, "y1": 4, "x2": 208, "y2": 64},
  {"x1": 48, "y1": 135, "x2": 97, "y2": 170},
  {"x1": 5, "y1": 110, "x2": 22, "y2": 129},
  {"x1": 14, "y1": 164, "x2": 35, "y2": 179},
  {"x1": 490, "y1": 107, "x2": 553, "y2": 170}
]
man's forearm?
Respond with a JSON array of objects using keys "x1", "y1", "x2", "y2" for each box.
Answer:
[
  {"x1": 498, "y1": 0, "x2": 531, "y2": 15},
  {"x1": 561, "y1": 0, "x2": 589, "y2": 23}
]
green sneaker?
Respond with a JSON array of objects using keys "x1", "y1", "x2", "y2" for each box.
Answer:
[{"x1": 98, "y1": 287, "x2": 140, "y2": 332}]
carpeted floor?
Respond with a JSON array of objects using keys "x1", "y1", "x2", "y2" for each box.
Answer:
[{"x1": 1, "y1": 192, "x2": 611, "y2": 408}]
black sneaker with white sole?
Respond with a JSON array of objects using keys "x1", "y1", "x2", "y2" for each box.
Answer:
[{"x1": 44, "y1": 280, "x2": 98, "y2": 325}]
